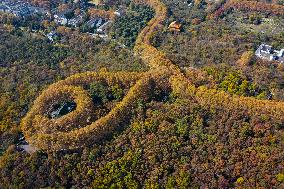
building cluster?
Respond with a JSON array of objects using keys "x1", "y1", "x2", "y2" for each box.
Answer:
[
  {"x1": 48, "y1": 7, "x2": 125, "y2": 42},
  {"x1": 0, "y1": 0, "x2": 126, "y2": 42},
  {"x1": 0, "y1": 0, "x2": 48, "y2": 17},
  {"x1": 53, "y1": 7, "x2": 124, "y2": 32},
  {"x1": 255, "y1": 44, "x2": 284, "y2": 63}
]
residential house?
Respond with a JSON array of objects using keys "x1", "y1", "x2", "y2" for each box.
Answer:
[
  {"x1": 28, "y1": 6, "x2": 49, "y2": 16},
  {"x1": 86, "y1": 17, "x2": 104, "y2": 28},
  {"x1": 96, "y1": 18, "x2": 103, "y2": 28},
  {"x1": 47, "y1": 31, "x2": 58, "y2": 42},
  {"x1": 86, "y1": 17, "x2": 103, "y2": 28},
  {"x1": 114, "y1": 7, "x2": 125, "y2": 17},
  {"x1": 275, "y1": 49, "x2": 284, "y2": 63},
  {"x1": 0, "y1": 1, "x2": 48, "y2": 17},
  {"x1": 0, "y1": 5, "x2": 10, "y2": 13},
  {"x1": 86, "y1": 18, "x2": 97, "y2": 28},
  {"x1": 255, "y1": 44, "x2": 284, "y2": 63},
  {"x1": 54, "y1": 13, "x2": 68, "y2": 25},
  {"x1": 54, "y1": 8, "x2": 74, "y2": 25},
  {"x1": 97, "y1": 20, "x2": 112, "y2": 33},
  {"x1": 68, "y1": 14, "x2": 83, "y2": 27},
  {"x1": 12, "y1": 6, "x2": 30, "y2": 17}
]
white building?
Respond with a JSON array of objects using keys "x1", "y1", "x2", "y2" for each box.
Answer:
[
  {"x1": 97, "y1": 20, "x2": 112, "y2": 33},
  {"x1": 114, "y1": 7, "x2": 125, "y2": 17},
  {"x1": 255, "y1": 44, "x2": 284, "y2": 63},
  {"x1": 68, "y1": 15, "x2": 83, "y2": 27},
  {"x1": 54, "y1": 14, "x2": 68, "y2": 25},
  {"x1": 47, "y1": 31, "x2": 57, "y2": 42}
]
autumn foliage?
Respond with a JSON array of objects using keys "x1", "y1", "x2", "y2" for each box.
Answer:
[
  {"x1": 88, "y1": 8, "x2": 116, "y2": 20},
  {"x1": 210, "y1": 0, "x2": 284, "y2": 19},
  {"x1": 171, "y1": 75, "x2": 284, "y2": 124},
  {"x1": 133, "y1": 0, "x2": 180, "y2": 71},
  {"x1": 21, "y1": 69, "x2": 174, "y2": 150},
  {"x1": 21, "y1": 0, "x2": 284, "y2": 152}
]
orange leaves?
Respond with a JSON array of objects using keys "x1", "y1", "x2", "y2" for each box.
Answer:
[
  {"x1": 57, "y1": 3, "x2": 71, "y2": 12},
  {"x1": 236, "y1": 51, "x2": 254, "y2": 66},
  {"x1": 28, "y1": 0, "x2": 50, "y2": 9},
  {"x1": 229, "y1": 0, "x2": 284, "y2": 16},
  {"x1": 20, "y1": 0, "x2": 284, "y2": 152},
  {"x1": 170, "y1": 74, "x2": 284, "y2": 123},
  {"x1": 87, "y1": 8, "x2": 116, "y2": 20},
  {"x1": 21, "y1": 69, "x2": 175, "y2": 151},
  {"x1": 133, "y1": 0, "x2": 181, "y2": 73},
  {"x1": 21, "y1": 71, "x2": 143, "y2": 150},
  {"x1": 211, "y1": 0, "x2": 284, "y2": 19},
  {"x1": 191, "y1": 18, "x2": 202, "y2": 25}
]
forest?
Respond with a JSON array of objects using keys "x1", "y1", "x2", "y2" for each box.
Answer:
[
  {"x1": 0, "y1": 27, "x2": 147, "y2": 146},
  {"x1": 110, "y1": 4, "x2": 155, "y2": 47},
  {"x1": 0, "y1": 0, "x2": 284, "y2": 188}
]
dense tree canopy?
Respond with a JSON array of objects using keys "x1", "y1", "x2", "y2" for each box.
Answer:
[{"x1": 0, "y1": 0, "x2": 284, "y2": 188}]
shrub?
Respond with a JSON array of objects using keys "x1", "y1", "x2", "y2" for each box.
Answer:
[
  {"x1": 236, "y1": 177, "x2": 244, "y2": 184},
  {"x1": 276, "y1": 173, "x2": 284, "y2": 183}
]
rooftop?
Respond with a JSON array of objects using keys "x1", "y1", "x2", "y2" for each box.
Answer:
[{"x1": 255, "y1": 44, "x2": 284, "y2": 63}]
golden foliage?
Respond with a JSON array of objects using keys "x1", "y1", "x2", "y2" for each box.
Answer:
[
  {"x1": 21, "y1": 69, "x2": 173, "y2": 150},
  {"x1": 170, "y1": 75, "x2": 284, "y2": 123},
  {"x1": 87, "y1": 8, "x2": 116, "y2": 20},
  {"x1": 21, "y1": 0, "x2": 284, "y2": 151},
  {"x1": 210, "y1": 0, "x2": 284, "y2": 19},
  {"x1": 236, "y1": 51, "x2": 254, "y2": 66}
]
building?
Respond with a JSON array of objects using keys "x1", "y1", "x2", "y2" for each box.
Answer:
[
  {"x1": 255, "y1": 44, "x2": 284, "y2": 63},
  {"x1": 28, "y1": 6, "x2": 49, "y2": 16},
  {"x1": 68, "y1": 14, "x2": 83, "y2": 27},
  {"x1": 0, "y1": 5, "x2": 10, "y2": 13},
  {"x1": 96, "y1": 20, "x2": 112, "y2": 33},
  {"x1": 47, "y1": 31, "x2": 58, "y2": 42},
  {"x1": 12, "y1": 6, "x2": 30, "y2": 17},
  {"x1": 53, "y1": 8, "x2": 74, "y2": 25},
  {"x1": 86, "y1": 18, "x2": 97, "y2": 28},
  {"x1": 96, "y1": 17, "x2": 104, "y2": 28},
  {"x1": 0, "y1": 0, "x2": 48, "y2": 17},
  {"x1": 54, "y1": 13, "x2": 68, "y2": 25},
  {"x1": 168, "y1": 21, "x2": 182, "y2": 32},
  {"x1": 86, "y1": 17, "x2": 104, "y2": 28},
  {"x1": 86, "y1": 17, "x2": 104, "y2": 29},
  {"x1": 114, "y1": 7, "x2": 125, "y2": 17}
]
